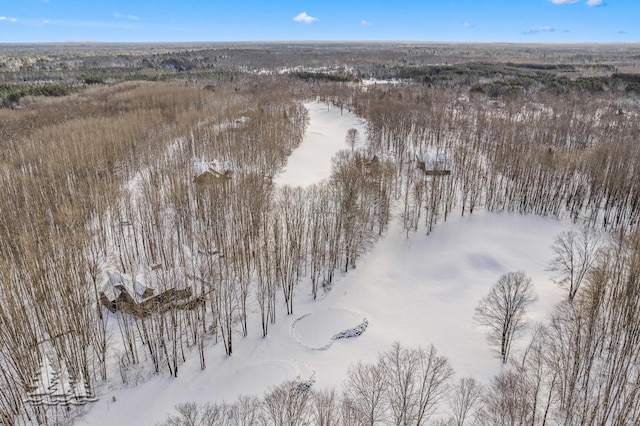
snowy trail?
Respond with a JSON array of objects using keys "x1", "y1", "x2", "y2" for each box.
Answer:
[{"x1": 274, "y1": 101, "x2": 367, "y2": 187}]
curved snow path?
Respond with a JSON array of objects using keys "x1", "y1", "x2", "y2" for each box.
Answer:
[
  {"x1": 274, "y1": 101, "x2": 368, "y2": 187},
  {"x1": 292, "y1": 308, "x2": 368, "y2": 351}
]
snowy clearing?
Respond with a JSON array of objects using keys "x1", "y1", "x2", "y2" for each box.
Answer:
[
  {"x1": 310, "y1": 210, "x2": 570, "y2": 386},
  {"x1": 274, "y1": 101, "x2": 367, "y2": 187}
]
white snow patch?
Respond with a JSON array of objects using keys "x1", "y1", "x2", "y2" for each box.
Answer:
[
  {"x1": 361, "y1": 78, "x2": 403, "y2": 86},
  {"x1": 274, "y1": 101, "x2": 367, "y2": 187}
]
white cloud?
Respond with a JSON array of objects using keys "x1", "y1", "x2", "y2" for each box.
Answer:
[
  {"x1": 524, "y1": 25, "x2": 555, "y2": 34},
  {"x1": 293, "y1": 12, "x2": 318, "y2": 24},
  {"x1": 586, "y1": 0, "x2": 603, "y2": 5},
  {"x1": 0, "y1": 16, "x2": 17, "y2": 22},
  {"x1": 463, "y1": 22, "x2": 475, "y2": 28},
  {"x1": 361, "y1": 20, "x2": 372, "y2": 26},
  {"x1": 549, "y1": 0, "x2": 579, "y2": 3},
  {"x1": 114, "y1": 12, "x2": 139, "y2": 20},
  {"x1": 43, "y1": 19, "x2": 49, "y2": 23}
]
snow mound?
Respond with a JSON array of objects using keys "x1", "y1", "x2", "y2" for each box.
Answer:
[{"x1": 292, "y1": 308, "x2": 368, "y2": 350}]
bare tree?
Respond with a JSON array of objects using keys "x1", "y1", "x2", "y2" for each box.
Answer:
[
  {"x1": 161, "y1": 397, "x2": 264, "y2": 426},
  {"x1": 274, "y1": 186, "x2": 307, "y2": 315},
  {"x1": 308, "y1": 184, "x2": 332, "y2": 300},
  {"x1": 345, "y1": 128, "x2": 360, "y2": 153},
  {"x1": 478, "y1": 369, "x2": 534, "y2": 426},
  {"x1": 474, "y1": 271, "x2": 537, "y2": 363},
  {"x1": 447, "y1": 377, "x2": 483, "y2": 426},
  {"x1": 380, "y1": 342, "x2": 419, "y2": 425},
  {"x1": 311, "y1": 388, "x2": 341, "y2": 426},
  {"x1": 255, "y1": 210, "x2": 277, "y2": 336},
  {"x1": 161, "y1": 401, "x2": 223, "y2": 426},
  {"x1": 231, "y1": 395, "x2": 265, "y2": 426},
  {"x1": 518, "y1": 325, "x2": 557, "y2": 426},
  {"x1": 384, "y1": 343, "x2": 454, "y2": 425},
  {"x1": 262, "y1": 380, "x2": 312, "y2": 426},
  {"x1": 548, "y1": 227, "x2": 604, "y2": 302},
  {"x1": 343, "y1": 361, "x2": 387, "y2": 425}
]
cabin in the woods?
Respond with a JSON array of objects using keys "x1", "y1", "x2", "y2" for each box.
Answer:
[
  {"x1": 99, "y1": 272, "x2": 152, "y2": 315},
  {"x1": 99, "y1": 271, "x2": 201, "y2": 318},
  {"x1": 416, "y1": 152, "x2": 452, "y2": 176},
  {"x1": 193, "y1": 159, "x2": 233, "y2": 185}
]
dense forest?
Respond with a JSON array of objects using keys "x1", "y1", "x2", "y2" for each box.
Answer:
[{"x1": 0, "y1": 42, "x2": 640, "y2": 425}]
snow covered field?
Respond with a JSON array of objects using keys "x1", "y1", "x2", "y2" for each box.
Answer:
[
  {"x1": 79, "y1": 102, "x2": 573, "y2": 425},
  {"x1": 274, "y1": 101, "x2": 367, "y2": 187}
]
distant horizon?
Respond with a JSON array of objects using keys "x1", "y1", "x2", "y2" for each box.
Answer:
[
  {"x1": 0, "y1": 0, "x2": 637, "y2": 44},
  {"x1": 2, "y1": 40, "x2": 640, "y2": 46}
]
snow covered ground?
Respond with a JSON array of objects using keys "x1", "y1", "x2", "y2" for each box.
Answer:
[
  {"x1": 274, "y1": 101, "x2": 367, "y2": 187},
  {"x1": 78, "y1": 102, "x2": 573, "y2": 425}
]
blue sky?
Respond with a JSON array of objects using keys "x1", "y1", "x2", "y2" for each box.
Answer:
[{"x1": 0, "y1": 0, "x2": 636, "y2": 43}]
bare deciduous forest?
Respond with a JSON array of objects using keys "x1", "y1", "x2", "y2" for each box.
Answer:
[{"x1": 1, "y1": 42, "x2": 640, "y2": 425}]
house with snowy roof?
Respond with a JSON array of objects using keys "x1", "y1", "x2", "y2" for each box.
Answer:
[
  {"x1": 99, "y1": 270, "x2": 201, "y2": 318},
  {"x1": 99, "y1": 271, "x2": 154, "y2": 315},
  {"x1": 416, "y1": 152, "x2": 452, "y2": 176},
  {"x1": 193, "y1": 159, "x2": 233, "y2": 185}
]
